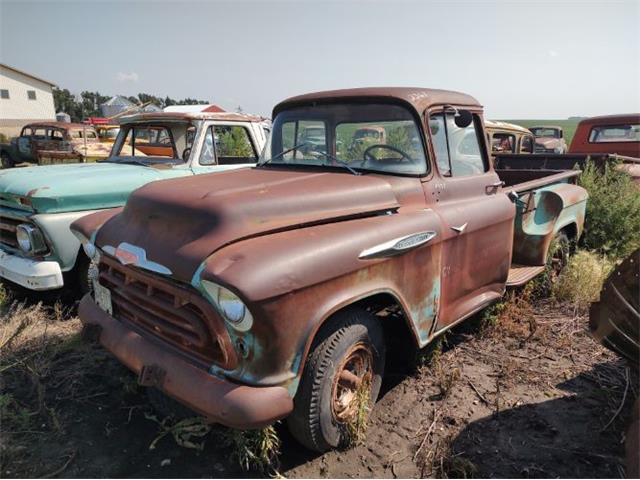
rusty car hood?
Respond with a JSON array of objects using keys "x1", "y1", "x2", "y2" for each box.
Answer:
[{"x1": 95, "y1": 167, "x2": 403, "y2": 282}]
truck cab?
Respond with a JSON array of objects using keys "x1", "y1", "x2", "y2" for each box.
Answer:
[
  {"x1": 73, "y1": 88, "x2": 587, "y2": 452},
  {"x1": 0, "y1": 112, "x2": 266, "y2": 293}
]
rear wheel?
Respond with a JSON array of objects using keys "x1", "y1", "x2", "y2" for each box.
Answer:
[
  {"x1": 1, "y1": 152, "x2": 15, "y2": 169},
  {"x1": 287, "y1": 308, "x2": 385, "y2": 452},
  {"x1": 548, "y1": 231, "x2": 570, "y2": 283}
]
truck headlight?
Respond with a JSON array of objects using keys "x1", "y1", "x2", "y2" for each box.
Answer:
[
  {"x1": 201, "y1": 280, "x2": 253, "y2": 332},
  {"x1": 16, "y1": 224, "x2": 47, "y2": 254}
]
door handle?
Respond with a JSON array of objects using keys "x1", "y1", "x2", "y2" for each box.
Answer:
[
  {"x1": 451, "y1": 222, "x2": 468, "y2": 233},
  {"x1": 485, "y1": 180, "x2": 505, "y2": 195}
]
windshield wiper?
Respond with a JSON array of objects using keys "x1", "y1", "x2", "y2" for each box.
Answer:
[
  {"x1": 258, "y1": 143, "x2": 307, "y2": 166},
  {"x1": 259, "y1": 144, "x2": 360, "y2": 175},
  {"x1": 314, "y1": 151, "x2": 361, "y2": 176}
]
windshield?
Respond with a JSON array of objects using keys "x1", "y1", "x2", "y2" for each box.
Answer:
[
  {"x1": 530, "y1": 128, "x2": 560, "y2": 138},
  {"x1": 260, "y1": 103, "x2": 427, "y2": 175},
  {"x1": 108, "y1": 122, "x2": 195, "y2": 164}
]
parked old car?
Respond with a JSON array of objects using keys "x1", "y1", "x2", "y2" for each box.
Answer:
[
  {"x1": 496, "y1": 114, "x2": 640, "y2": 183},
  {"x1": 0, "y1": 111, "x2": 266, "y2": 293},
  {"x1": 530, "y1": 125, "x2": 568, "y2": 154},
  {"x1": 0, "y1": 122, "x2": 115, "y2": 168},
  {"x1": 72, "y1": 87, "x2": 588, "y2": 452},
  {"x1": 569, "y1": 114, "x2": 640, "y2": 158},
  {"x1": 485, "y1": 120, "x2": 535, "y2": 156}
]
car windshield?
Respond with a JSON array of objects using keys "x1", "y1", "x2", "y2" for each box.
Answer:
[
  {"x1": 530, "y1": 128, "x2": 559, "y2": 138},
  {"x1": 260, "y1": 103, "x2": 427, "y2": 175},
  {"x1": 107, "y1": 122, "x2": 195, "y2": 165}
]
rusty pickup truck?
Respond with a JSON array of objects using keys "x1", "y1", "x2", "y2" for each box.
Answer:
[{"x1": 72, "y1": 88, "x2": 588, "y2": 452}]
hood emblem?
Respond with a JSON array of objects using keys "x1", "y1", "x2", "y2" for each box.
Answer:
[{"x1": 103, "y1": 242, "x2": 172, "y2": 275}]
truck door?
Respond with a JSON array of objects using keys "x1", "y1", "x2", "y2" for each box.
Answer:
[{"x1": 426, "y1": 111, "x2": 515, "y2": 332}]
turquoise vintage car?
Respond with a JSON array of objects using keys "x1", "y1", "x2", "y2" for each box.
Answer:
[{"x1": 0, "y1": 111, "x2": 268, "y2": 293}]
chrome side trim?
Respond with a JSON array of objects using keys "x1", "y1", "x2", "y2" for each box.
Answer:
[{"x1": 359, "y1": 231, "x2": 437, "y2": 260}]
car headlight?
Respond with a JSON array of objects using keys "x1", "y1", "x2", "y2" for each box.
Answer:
[
  {"x1": 16, "y1": 224, "x2": 47, "y2": 254},
  {"x1": 201, "y1": 280, "x2": 253, "y2": 332}
]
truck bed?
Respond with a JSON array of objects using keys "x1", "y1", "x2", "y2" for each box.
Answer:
[
  {"x1": 495, "y1": 153, "x2": 640, "y2": 184},
  {"x1": 496, "y1": 168, "x2": 580, "y2": 193}
]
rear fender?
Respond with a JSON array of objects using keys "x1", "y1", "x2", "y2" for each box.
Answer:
[{"x1": 512, "y1": 183, "x2": 587, "y2": 265}]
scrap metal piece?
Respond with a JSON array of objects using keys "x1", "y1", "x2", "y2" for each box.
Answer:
[{"x1": 589, "y1": 249, "x2": 639, "y2": 366}]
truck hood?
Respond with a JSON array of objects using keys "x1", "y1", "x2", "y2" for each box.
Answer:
[
  {"x1": 0, "y1": 162, "x2": 188, "y2": 213},
  {"x1": 536, "y1": 137, "x2": 562, "y2": 148},
  {"x1": 95, "y1": 167, "x2": 402, "y2": 283}
]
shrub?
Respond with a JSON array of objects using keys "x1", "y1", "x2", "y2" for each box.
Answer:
[
  {"x1": 552, "y1": 250, "x2": 613, "y2": 311},
  {"x1": 578, "y1": 161, "x2": 640, "y2": 260}
]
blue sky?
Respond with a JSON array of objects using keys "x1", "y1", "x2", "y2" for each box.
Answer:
[{"x1": 1, "y1": 0, "x2": 638, "y2": 118}]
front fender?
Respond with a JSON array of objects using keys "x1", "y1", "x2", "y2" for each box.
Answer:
[
  {"x1": 195, "y1": 209, "x2": 444, "y2": 392},
  {"x1": 33, "y1": 210, "x2": 102, "y2": 270}
]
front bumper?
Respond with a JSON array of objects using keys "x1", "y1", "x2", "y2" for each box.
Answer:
[
  {"x1": 78, "y1": 295, "x2": 294, "y2": 429},
  {"x1": 0, "y1": 249, "x2": 64, "y2": 290}
]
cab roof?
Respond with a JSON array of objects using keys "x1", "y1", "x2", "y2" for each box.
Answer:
[
  {"x1": 274, "y1": 87, "x2": 481, "y2": 117},
  {"x1": 576, "y1": 114, "x2": 640, "y2": 126},
  {"x1": 117, "y1": 111, "x2": 265, "y2": 124},
  {"x1": 485, "y1": 120, "x2": 531, "y2": 135}
]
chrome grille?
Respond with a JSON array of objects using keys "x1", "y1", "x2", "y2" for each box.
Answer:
[{"x1": 97, "y1": 254, "x2": 236, "y2": 370}]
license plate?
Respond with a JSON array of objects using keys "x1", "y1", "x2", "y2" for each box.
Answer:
[{"x1": 93, "y1": 281, "x2": 113, "y2": 315}]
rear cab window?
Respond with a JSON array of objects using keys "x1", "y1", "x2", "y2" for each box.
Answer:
[{"x1": 588, "y1": 124, "x2": 640, "y2": 143}]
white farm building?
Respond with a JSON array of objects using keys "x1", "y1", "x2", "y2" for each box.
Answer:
[{"x1": 0, "y1": 63, "x2": 56, "y2": 137}]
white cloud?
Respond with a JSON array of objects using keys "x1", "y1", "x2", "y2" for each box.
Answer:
[
  {"x1": 116, "y1": 71, "x2": 139, "y2": 83},
  {"x1": 548, "y1": 50, "x2": 559, "y2": 57}
]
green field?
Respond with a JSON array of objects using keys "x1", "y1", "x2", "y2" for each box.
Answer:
[{"x1": 500, "y1": 119, "x2": 582, "y2": 145}]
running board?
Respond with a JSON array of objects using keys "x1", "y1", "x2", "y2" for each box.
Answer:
[{"x1": 507, "y1": 264, "x2": 545, "y2": 286}]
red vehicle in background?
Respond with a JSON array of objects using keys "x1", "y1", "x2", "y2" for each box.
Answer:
[{"x1": 569, "y1": 114, "x2": 640, "y2": 158}]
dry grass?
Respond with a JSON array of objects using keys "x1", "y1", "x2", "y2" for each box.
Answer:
[
  {"x1": 216, "y1": 425, "x2": 281, "y2": 473},
  {"x1": 552, "y1": 250, "x2": 614, "y2": 312},
  {"x1": 344, "y1": 376, "x2": 372, "y2": 447}
]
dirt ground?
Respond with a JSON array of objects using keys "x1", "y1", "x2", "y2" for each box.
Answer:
[{"x1": 1, "y1": 292, "x2": 636, "y2": 479}]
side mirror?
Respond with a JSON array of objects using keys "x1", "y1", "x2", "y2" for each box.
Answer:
[{"x1": 454, "y1": 110, "x2": 473, "y2": 128}]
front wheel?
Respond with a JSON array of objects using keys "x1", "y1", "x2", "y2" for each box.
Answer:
[{"x1": 287, "y1": 308, "x2": 386, "y2": 452}]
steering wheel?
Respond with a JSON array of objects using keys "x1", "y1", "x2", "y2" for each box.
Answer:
[
  {"x1": 182, "y1": 147, "x2": 192, "y2": 160},
  {"x1": 362, "y1": 144, "x2": 412, "y2": 164}
]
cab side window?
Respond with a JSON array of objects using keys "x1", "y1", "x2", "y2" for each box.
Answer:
[
  {"x1": 429, "y1": 113, "x2": 488, "y2": 177},
  {"x1": 520, "y1": 136, "x2": 533, "y2": 153},
  {"x1": 199, "y1": 125, "x2": 257, "y2": 165}
]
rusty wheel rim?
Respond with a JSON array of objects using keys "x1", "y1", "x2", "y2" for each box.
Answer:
[
  {"x1": 331, "y1": 342, "x2": 373, "y2": 423},
  {"x1": 549, "y1": 243, "x2": 568, "y2": 283}
]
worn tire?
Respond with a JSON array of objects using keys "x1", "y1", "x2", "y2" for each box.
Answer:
[
  {"x1": 147, "y1": 387, "x2": 197, "y2": 420},
  {"x1": 287, "y1": 308, "x2": 386, "y2": 452},
  {"x1": 548, "y1": 231, "x2": 570, "y2": 281},
  {"x1": 1, "y1": 152, "x2": 15, "y2": 169}
]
